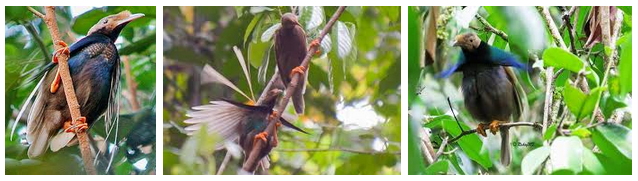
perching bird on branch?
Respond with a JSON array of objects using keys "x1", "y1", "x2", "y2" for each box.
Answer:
[
  {"x1": 184, "y1": 89, "x2": 307, "y2": 161},
  {"x1": 440, "y1": 32, "x2": 527, "y2": 166},
  {"x1": 274, "y1": 13, "x2": 320, "y2": 114},
  {"x1": 15, "y1": 11, "x2": 144, "y2": 158}
]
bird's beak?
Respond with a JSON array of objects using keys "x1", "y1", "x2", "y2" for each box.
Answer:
[
  {"x1": 451, "y1": 35, "x2": 462, "y2": 47},
  {"x1": 117, "y1": 13, "x2": 145, "y2": 27}
]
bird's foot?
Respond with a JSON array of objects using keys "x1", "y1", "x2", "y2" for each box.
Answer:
[
  {"x1": 269, "y1": 110, "x2": 279, "y2": 121},
  {"x1": 52, "y1": 41, "x2": 70, "y2": 64},
  {"x1": 50, "y1": 68, "x2": 61, "y2": 93},
  {"x1": 289, "y1": 66, "x2": 306, "y2": 79},
  {"x1": 476, "y1": 123, "x2": 488, "y2": 137},
  {"x1": 64, "y1": 117, "x2": 88, "y2": 133},
  {"x1": 309, "y1": 39, "x2": 321, "y2": 55},
  {"x1": 254, "y1": 132, "x2": 269, "y2": 145},
  {"x1": 489, "y1": 120, "x2": 503, "y2": 135}
]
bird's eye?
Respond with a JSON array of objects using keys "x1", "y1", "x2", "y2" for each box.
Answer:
[
  {"x1": 103, "y1": 20, "x2": 109, "y2": 24},
  {"x1": 469, "y1": 39, "x2": 473, "y2": 42}
]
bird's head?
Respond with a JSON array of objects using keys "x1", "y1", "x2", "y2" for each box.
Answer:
[
  {"x1": 87, "y1": 11, "x2": 144, "y2": 41},
  {"x1": 281, "y1": 13, "x2": 301, "y2": 29},
  {"x1": 453, "y1": 33, "x2": 481, "y2": 52},
  {"x1": 263, "y1": 89, "x2": 284, "y2": 108}
]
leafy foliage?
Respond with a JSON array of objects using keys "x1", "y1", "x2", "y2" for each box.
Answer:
[
  {"x1": 5, "y1": 6, "x2": 156, "y2": 175},
  {"x1": 409, "y1": 6, "x2": 631, "y2": 175},
  {"x1": 163, "y1": 6, "x2": 400, "y2": 175}
]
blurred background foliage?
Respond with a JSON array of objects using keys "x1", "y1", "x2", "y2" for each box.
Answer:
[
  {"x1": 5, "y1": 6, "x2": 156, "y2": 174},
  {"x1": 409, "y1": 6, "x2": 631, "y2": 175},
  {"x1": 163, "y1": 6, "x2": 400, "y2": 175}
]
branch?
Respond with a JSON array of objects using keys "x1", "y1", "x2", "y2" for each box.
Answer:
[
  {"x1": 123, "y1": 56, "x2": 140, "y2": 111},
  {"x1": 448, "y1": 122, "x2": 542, "y2": 143},
  {"x1": 538, "y1": 6, "x2": 564, "y2": 141},
  {"x1": 38, "y1": 6, "x2": 97, "y2": 175},
  {"x1": 241, "y1": 6, "x2": 347, "y2": 173},
  {"x1": 475, "y1": 14, "x2": 508, "y2": 41},
  {"x1": 276, "y1": 148, "x2": 400, "y2": 155}
]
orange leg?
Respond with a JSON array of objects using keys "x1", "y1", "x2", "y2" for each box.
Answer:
[
  {"x1": 476, "y1": 123, "x2": 488, "y2": 137},
  {"x1": 253, "y1": 131, "x2": 269, "y2": 149},
  {"x1": 309, "y1": 39, "x2": 321, "y2": 55},
  {"x1": 52, "y1": 41, "x2": 69, "y2": 64},
  {"x1": 64, "y1": 117, "x2": 88, "y2": 133},
  {"x1": 289, "y1": 66, "x2": 306, "y2": 79},
  {"x1": 489, "y1": 120, "x2": 504, "y2": 135},
  {"x1": 269, "y1": 110, "x2": 279, "y2": 121},
  {"x1": 51, "y1": 41, "x2": 69, "y2": 93},
  {"x1": 50, "y1": 69, "x2": 61, "y2": 93}
]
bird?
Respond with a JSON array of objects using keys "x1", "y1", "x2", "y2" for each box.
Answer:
[
  {"x1": 439, "y1": 32, "x2": 526, "y2": 166},
  {"x1": 184, "y1": 88, "x2": 307, "y2": 162},
  {"x1": 14, "y1": 11, "x2": 144, "y2": 158},
  {"x1": 274, "y1": 13, "x2": 320, "y2": 114}
]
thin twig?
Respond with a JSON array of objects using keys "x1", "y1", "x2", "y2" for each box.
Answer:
[
  {"x1": 276, "y1": 148, "x2": 400, "y2": 155},
  {"x1": 27, "y1": 6, "x2": 44, "y2": 19},
  {"x1": 432, "y1": 136, "x2": 448, "y2": 162},
  {"x1": 538, "y1": 6, "x2": 563, "y2": 142},
  {"x1": 216, "y1": 151, "x2": 232, "y2": 175},
  {"x1": 562, "y1": 6, "x2": 578, "y2": 54},
  {"x1": 39, "y1": 6, "x2": 96, "y2": 174},
  {"x1": 448, "y1": 122, "x2": 542, "y2": 143},
  {"x1": 447, "y1": 97, "x2": 464, "y2": 132},
  {"x1": 241, "y1": 6, "x2": 347, "y2": 173},
  {"x1": 475, "y1": 14, "x2": 508, "y2": 41}
]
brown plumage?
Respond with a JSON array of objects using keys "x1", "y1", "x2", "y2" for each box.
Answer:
[{"x1": 274, "y1": 13, "x2": 307, "y2": 114}]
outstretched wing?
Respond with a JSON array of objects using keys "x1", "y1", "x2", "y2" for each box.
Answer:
[{"x1": 184, "y1": 101, "x2": 252, "y2": 150}]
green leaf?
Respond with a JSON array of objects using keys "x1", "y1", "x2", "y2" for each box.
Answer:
[
  {"x1": 562, "y1": 84, "x2": 605, "y2": 120},
  {"x1": 544, "y1": 123, "x2": 558, "y2": 140},
  {"x1": 119, "y1": 32, "x2": 156, "y2": 55},
  {"x1": 543, "y1": 47, "x2": 598, "y2": 83},
  {"x1": 424, "y1": 160, "x2": 449, "y2": 175},
  {"x1": 592, "y1": 123, "x2": 632, "y2": 161},
  {"x1": 408, "y1": 6, "x2": 422, "y2": 106},
  {"x1": 582, "y1": 148, "x2": 605, "y2": 174},
  {"x1": 441, "y1": 118, "x2": 492, "y2": 169},
  {"x1": 332, "y1": 21, "x2": 356, "y2": 59},
  {"x1": 521, "y1": 146, "x2": 550, "y2": 175},
  {"x1": 550, "y1": 136, "x2": 584, "y2": 173},
  {"x1": 298, "y1": 6, "x2": 325, "y2": 32},
  {"x1": 570, "y1": 127, "x2": 592, "y2": 138},
  {"x1": 618, "y1": 33, "x2": 632, "y2": 97},
  {"x1": 618, "y1": 6, "x2": 632, "y2": 15},
  {"x1": 5, "y1": 6, "x2": 36, "y2": 23},
  {"x1": 260, "y1": 23, "x2": 280, "y2": 42},
  {"x1": 243, "y1": 13, "x2": 263, "y2": 45}
]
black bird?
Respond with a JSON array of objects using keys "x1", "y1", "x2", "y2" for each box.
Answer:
[
  {"x1": 13, "y1": 11, "x2": 144, "y2": 158},
  {"x1": 274, "y1": 13, "x2": 319, "y2": 114},
  {"x1": 440, "y1": 33, "x2": 526, "y2": 166},
  {"x1": 184, "y1": 89, "x2": 307, "y2": 161}
]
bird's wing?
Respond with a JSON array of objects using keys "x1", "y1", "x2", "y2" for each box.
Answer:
[
  {"x1": 184, "y1": 100, "x2": 251, "y2": 150},
  {"x1": 26, "y1": 69, "x2": 64, "y2": 158},
  {"x1": 438, "y1": 51, "x2": 466, "y2": 78},
  {"x1": 488, "y1": 46, "x2": 527, "y2": 71},
  {"x1": 503, "y1": 67, "x2": 526, "y2": 121}
]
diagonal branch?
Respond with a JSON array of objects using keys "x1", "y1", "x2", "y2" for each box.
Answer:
[
  {"x1": 39, "y1": 6, "x2": 97, "y2": 175},
  {"x1": 448, "y1": 122, "x2": 542, "y2": 143},
  {"x1": 241, "y1": 6, "x2": 347, "y2": 173}
]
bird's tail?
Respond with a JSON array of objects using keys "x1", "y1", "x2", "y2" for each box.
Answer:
[
  {"x1": 27, "y1": 124, "x2": 52, "y2": 158},
  {"x1": 292, "y1": 69, "x2": 307, "y2": 114},
  {"x1": 500, "y1": 127, "x2": 511, "y2": 166}
]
